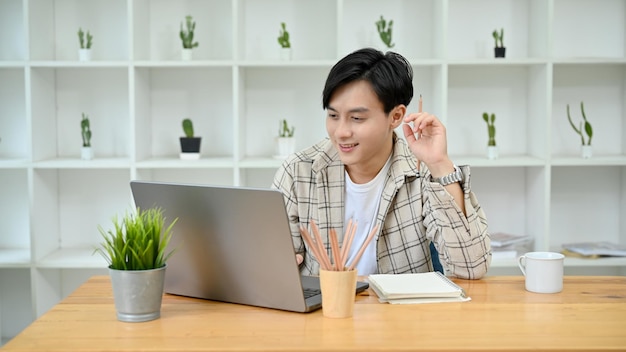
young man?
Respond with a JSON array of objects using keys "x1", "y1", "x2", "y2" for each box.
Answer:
[{"x1": 272, "y1": 48, "x2": 490, "y2": 279}]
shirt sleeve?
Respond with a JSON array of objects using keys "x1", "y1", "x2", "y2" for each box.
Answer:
[
  {"x1": 421, "y1": 165, "x2": 491, "y2": 279},
  {"x1": 271, "y1": 159, "x2": 314, "y2": 274}
]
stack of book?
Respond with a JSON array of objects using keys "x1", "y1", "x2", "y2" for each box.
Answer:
[
  {"x1": 490, "y1": 232, "x2": 532, "y2": 260},
  {"x1": 561, "y1": 241, "x2": 626, "y2": 258},
  {"x1": 368, "y1": 272, "x2": 470, "y2": 304}
]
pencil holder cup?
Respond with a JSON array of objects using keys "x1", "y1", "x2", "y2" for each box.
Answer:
[{"x1": 319, "y1": 269, "x2": 357, "y2": 318}]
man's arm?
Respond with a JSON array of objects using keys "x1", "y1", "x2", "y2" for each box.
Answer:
[{"x1": 422, "y1": 165, "x2": 491, "y2": 279}]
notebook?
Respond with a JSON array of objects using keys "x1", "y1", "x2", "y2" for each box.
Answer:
[
  {"x1": 130, "y1": 180, "x2": 369, "y2": 313},
  {"x1": 368, "y1": 271, "x2": 470, "y2": 304}
]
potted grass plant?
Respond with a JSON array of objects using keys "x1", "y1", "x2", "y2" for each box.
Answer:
[{"x1": 95, "y1": 207, "x2": 177, "y2": 322}]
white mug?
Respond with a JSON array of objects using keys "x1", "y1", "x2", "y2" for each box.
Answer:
[{"x1": 517, "y1": 252, "x2": 564, "y2": 293}]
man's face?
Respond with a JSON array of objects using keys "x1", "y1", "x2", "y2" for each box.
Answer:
[{"x1": 326, "y1": 80, "x2": 402, "y2": 181}]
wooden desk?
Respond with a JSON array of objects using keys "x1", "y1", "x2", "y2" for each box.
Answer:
[{"x1": 3, "y1": 276, "x2": 626, "y2": 351}]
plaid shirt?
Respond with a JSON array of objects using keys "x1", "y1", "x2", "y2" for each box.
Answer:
[{"x1": 272, "y1": 133, "x2": 491, "y2": 279}]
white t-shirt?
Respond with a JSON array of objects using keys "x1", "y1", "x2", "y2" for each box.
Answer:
[{"x1": 344, "y1": 156, "x2": 392, "y2": 275}]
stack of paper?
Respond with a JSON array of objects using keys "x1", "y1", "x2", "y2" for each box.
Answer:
[
  {"x1": 367, "y1": 272, "x2": 471, "y2": 304},
  {"x1": 490, "y1": 232, "x2": 532, "y2": 259}
]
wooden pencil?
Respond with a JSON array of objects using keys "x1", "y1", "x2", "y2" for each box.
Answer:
[
  {"x1": 347, "y1": 224, "x2": 379, "y2": 271},
  {"x1": 299, "y1": 226, "x2": 332, "y2": 271}
]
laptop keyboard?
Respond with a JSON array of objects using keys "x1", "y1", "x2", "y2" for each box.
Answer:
[{"x1": 303, "y1": 288, "x2": 321, "y2": 299}]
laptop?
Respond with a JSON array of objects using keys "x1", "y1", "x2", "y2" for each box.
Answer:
[{"x1": 130, "y1": 180, "x2": 369, "y2": 313}]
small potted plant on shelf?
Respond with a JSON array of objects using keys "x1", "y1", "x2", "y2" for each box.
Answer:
[
  {"x1": 94, "y1": 207, "x2": 177, "y2": 323},
  {"x1": 492, "y1": 28, "x2": 505, "y2": 58},
  {"x1": 78, "y1": 27, "x2": 93, "y2": 61},
  {"x1": 375, "y1": 15, "x2": 395, "y2": 49},
  {"x1": 566, "y1": 102, "x2": 593, "y2": 158},
  {"x1": 482, "y1": 112, "x2": 498, "y2": 159},
  {"x1": 277, "y1": 22, "x2": 291, "y2": 60},
  {"x1": 180, "y1": 15, "x2": 199, "y2": 61},
  {"x1": 80, "y1": 113, "x2": 93, "y2": 160},
  {"x1": 275, "y1": 119, "x2": 295, "y2": 159},
  {"x1": 179, "y1": 118, "x2": 202, "y2": 160}
]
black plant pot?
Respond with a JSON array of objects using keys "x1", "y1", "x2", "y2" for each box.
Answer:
[
  {"x1": 494, "y1": 47, "x2": 506, "y2": 58},
  {"x1": 179, "y1": 137, "x2": 202, "y2": 160}
]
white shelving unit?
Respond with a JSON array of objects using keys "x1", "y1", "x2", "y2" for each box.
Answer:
[{"x1": 1, "y1": 0, "x2": 625, "y2": 344}]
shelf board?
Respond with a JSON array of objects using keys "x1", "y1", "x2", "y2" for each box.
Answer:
[
  {"x1": 0, "y1": 61, "x2": 25, "y2": 68},
  {"x1": 37, "y1": 248, "x2": 107, "y2": 268},
  {"x1": 134, "y1": 60, "x2": 233, "y2": 68},
  {"x1": 447, "y1": 58, "x2": 548, "y2": 67},
  {"x1": 0, "y1": 249, "x2": 31, "y2": 268},
  {"x1": 551, "y1": 155, "x2": 626, "y2": 166},
  {"x1": 136, "y1": 156, "x2": 235, "y2": 169},
  {"x1": 553, "y1": 57, "x2": 626, "y2": 65},
  {"x1": 0, "y1": 158, "x2": 30, "y2": 168},
  {"x1": 237, "y1": 59, "x2": 336, "y2": 68},
  {"x1": 33, "y1": 157, "x2": 131, "y2": 169},
  {"x1": 29, "y1": 61, "x2": 128, "y2": 68},
  {"x1": 453, "y1": 155, "x2": 545, "y2": 167}
]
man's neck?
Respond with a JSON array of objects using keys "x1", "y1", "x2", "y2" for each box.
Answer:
[{"x1": 346, "y1": 144, "x2": 393, "y2": 184}]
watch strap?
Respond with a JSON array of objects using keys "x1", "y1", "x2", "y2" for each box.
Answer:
[{"x1": 431, "y1": 165, "x2": 463, "y2": 186}]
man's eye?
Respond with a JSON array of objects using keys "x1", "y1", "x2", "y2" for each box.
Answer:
[
  {"x1": 352, "y1": 116, "x2": 364, "y2": 121},
  {"x1": 328, "y1": 114, "x2": 338, "y2": 119}
]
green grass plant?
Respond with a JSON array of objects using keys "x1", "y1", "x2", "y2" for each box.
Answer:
[{"x1": 95, "y1": 207, "x2": 177, "y2": 270}]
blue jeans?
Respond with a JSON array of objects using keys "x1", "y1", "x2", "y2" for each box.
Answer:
[{"x1": 430, "y1": 242, "x2": 444, "y2": 274}]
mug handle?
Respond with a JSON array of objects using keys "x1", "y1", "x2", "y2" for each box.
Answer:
[{"x1": 517, "y1": 255, "x2": 526, "y2": 276}]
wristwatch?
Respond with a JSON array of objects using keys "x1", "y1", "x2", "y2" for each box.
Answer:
[{"x1": 431, "y1": 165, "x2": 463, "y2": 186}]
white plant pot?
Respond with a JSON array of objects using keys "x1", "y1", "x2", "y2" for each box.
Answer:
[
  {"x1": 280, "y1": 47, "x2": 292, "y2": 60},
  {"x1": 487, "y1": 146, "x2": 498, "y2": 160},
  {"x1": 78, "y1": 49, "x2": 91, "y2": 62},
  {"x1": 276, "y1": 137, "x2": 295, "y2": 158},
  {"x1": 581, "y1": 145, "x2": 592, "y2": 159},
  {"x1": 81, "y1": 147, "x2": 93, "y2": 160},
  {"x1": 182, "y1": 49, "x2": 193, "y2": 61}
]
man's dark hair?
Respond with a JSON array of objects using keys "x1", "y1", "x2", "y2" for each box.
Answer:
[{"x1": 322, "y1": 47, "x2": 414, "y2": 114}]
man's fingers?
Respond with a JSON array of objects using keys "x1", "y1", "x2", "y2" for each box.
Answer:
[
  {"x1": 402, "y1": 123, "x2": 418, "y2": 143},
  {"x1": 296, "y1": 254, "x2": 304, "y2": 265}
]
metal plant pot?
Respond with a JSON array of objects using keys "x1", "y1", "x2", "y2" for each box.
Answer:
[{"x1": 109, "y1": 265, "x2": 166, "y2": 322}]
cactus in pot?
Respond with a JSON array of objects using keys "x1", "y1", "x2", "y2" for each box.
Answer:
[
  {"x1": 276, "y1": 119, "x2": 295, "y2": 158},
  {"x1": 77, "y1": 28, "x2": 93, "y2": 61},
  {"x1": 492, "y1": 28, "x2": 505, "y2": 58},
  {"x1": 80, "y1": 113, "x2": 93, "y2": 160},
  {"x1": 179, "y1": 118, "x2": 201, "y2": 160},
  {"x1": 278, "y1": 119, "x2": 294, "y2": 138}
]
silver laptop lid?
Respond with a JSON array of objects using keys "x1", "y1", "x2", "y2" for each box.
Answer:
[{"x1": 130, "y1": 180, "x2": 312, "y2": 312}]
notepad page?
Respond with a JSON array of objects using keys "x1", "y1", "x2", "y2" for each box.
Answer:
[{"x1": 368, "y1": 272, "x2": 464, "y2": 299}]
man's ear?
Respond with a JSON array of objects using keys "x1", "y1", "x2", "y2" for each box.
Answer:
[{"x1": 389, "y1": 105, "x2": 406, "y2": 128}]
